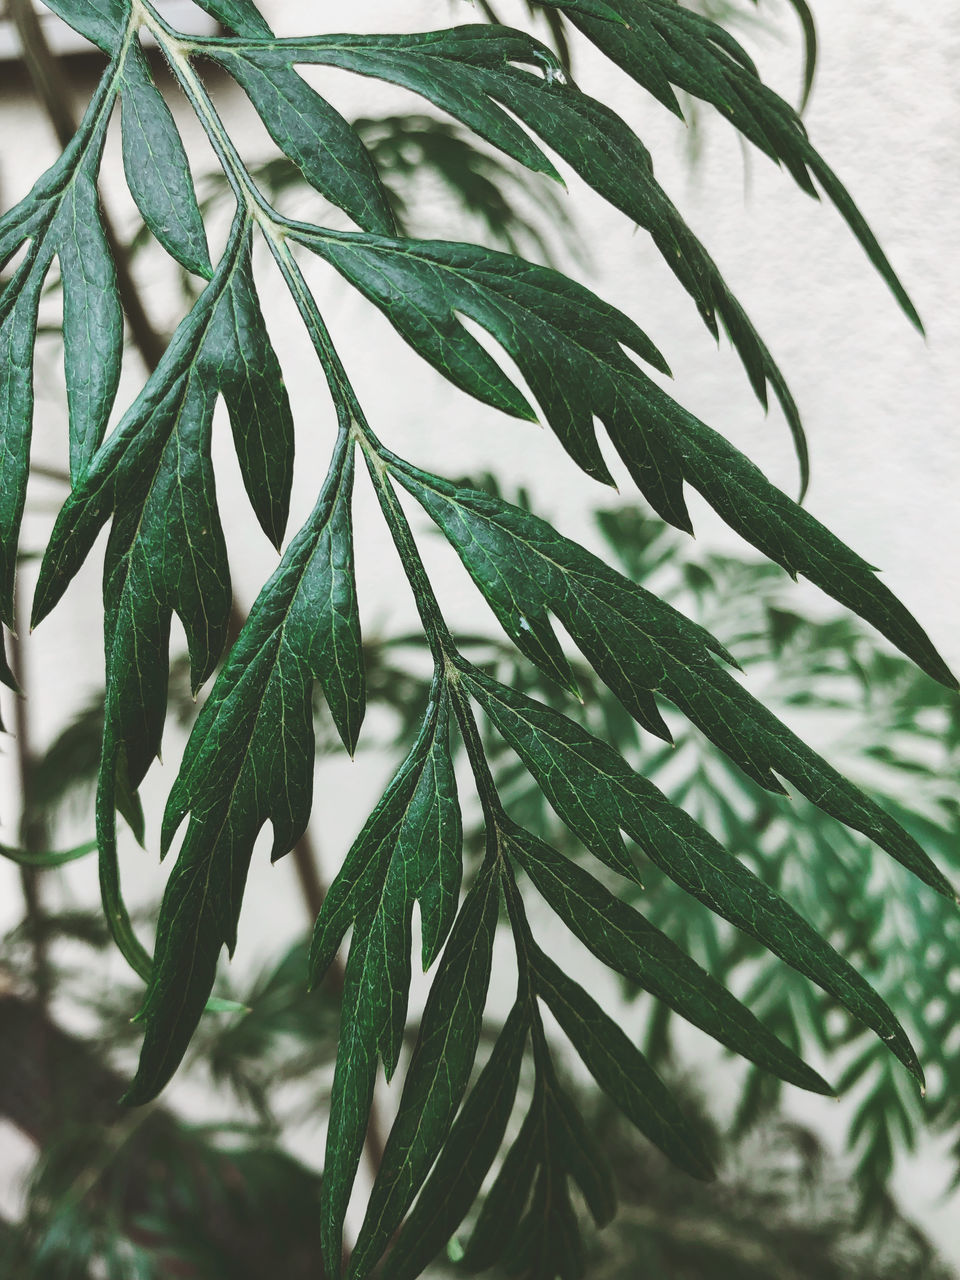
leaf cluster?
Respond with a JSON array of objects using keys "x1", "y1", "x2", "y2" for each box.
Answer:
[
  {"x1": 1, "y1": 931, "x2": 951, "y2": 1280},
  {"x1": 1, "y1": 2, "x2": 956, "y2": 1277}
]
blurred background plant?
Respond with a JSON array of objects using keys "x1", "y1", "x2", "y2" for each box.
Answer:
[
  {"x1": 2, "y1": 0, "x2": 958, "y2": 1274},
  {"x1": 4, "y1": 490, "x2": 960, "y2": 1275}
]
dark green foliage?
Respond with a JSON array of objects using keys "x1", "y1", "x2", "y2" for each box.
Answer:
[
  {"x1": 531, "y1": 947, "x2": 715, "y2": 1179},
  {"x1": 120, "y1": 39, "x2": 212, "y2": 278},
  {"x1": 385, "y1": 1003, "x2": 530, "y2": 1280},
  {"x1": 225, "y1": 21, "x2": 806, "y2": 477},
  {"x1": 505, "y1": 824, "x2": 834, "y2": 1095},
  {"x1": 0, "y1": 58, "x2": 122, "y2": 621},
  {"x1": 5, "y1": 913, "x2": 949, "y2": 1279},
  {"x1": 483, "y1": 500, "x2": 960, "y2": 1216},
  {"x1": 1, "y1": 3, "x2": 955, "y2": 1278},
  {"x1": 346, "y1": 858, "x2": 500, "y2": 1279},
  {"x1": 310, "y1": 681, "x2": 466, "y2": 1276}
]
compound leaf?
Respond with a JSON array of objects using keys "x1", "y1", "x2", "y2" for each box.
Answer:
[
  {"x1": 398, "y1": 470, "x2": 953, "y2": 903},
  {"x1": 301, "y1": 231, "x2": 952, "y2": 693},
  {"x1": 257, "y1": 23, "x2": 802, "y2": 474},
  {"x1": 36, "y1": 215, "x2": 267, "y2": 778},
  {"x1": 330, "y1": 856, "x2": 497, "y2": 1280},
  {"x1": 5, "y1": 6, "x2": 950, "y2": 1271},
  {"x1": 465, "y1": 668, "x2": 924, "y2": 1083},
  {"x1": 124, "y1": 430, "x2": 360, "y2": 1104},
  {"x1": 383, "y1": 1003, "x2": 528, "y2": 1280},
  {"x1": 507, "y1": 824, "x2": 832, "y2": 1095}
]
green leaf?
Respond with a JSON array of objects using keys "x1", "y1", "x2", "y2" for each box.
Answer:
[
  {"x1": 0, "y1": 838, "x2": 97, "y2": 868},
  {"x1": 507, "y1": 824, "x2": 831, "y2": 1096},
  {"x1": 464, "y1": 668, "x2": 925, "y2": 1084},
  {"x1": 383, "y1": 1003, "x2": 528, "y2": 1280},
  {"x1": 344, "y1": 858, "x2": 500, "y2": 1280},
  {"x1": 0, "y1": 56, "x2": 122, "y2": 620},
  {"x1": 67, "y1": 212, "x2": 267, "y2": 993},
  {"x1": 402, "y1": 235, "x2": 948, "y2": 684},
  {"x1": 36, "y1": 218, "x2": 244, "y2": 785},
  {"x1": 546, "y1": 1074, "x2": 617, "y2": 1227},
  {"x1": 261, "y1": 23, "x2": 803, "y2": 479},
  {"x1": 462, "y1": 1102, "x2": 542, "y2": 1272},
  {"x1": 299, "y1": 231, "x2": 952, "y2": 691},
  {"x1": 5, "y1": 0, "x2": 948, "y2": 1259},
  {"x1": 192, "y1": 0, "x2": 273, "y2": 37},
  {"x1": 463, "y1": 1039, "x2": 591, "y2": 1280},
  {"x1": 230, "y1": 27, "x2": 560, "y2": 175},
  {"x1": 0, "y1": 264, "x2": 47, "y2": 626},
  {"x1": 395, "y1": 470, "x2": 955, "y2": 902},
  {"x1": 95, "y1": 723, "x2": 159, "y2": 986},
  {"x1": 35, "y1": 211, "x2": 294, "y2": 696},
  {"x1": 507, "y1": 1173, "x2": 587, "y2": 1278},
  {"x1": 787, "y1": 0, "x2": 819, "y2": 111},
  {"x1": 309, "y1": 679, "x2": 461, "y2": 1037},
  {"x1": 533, "y1": 946, "x2": 715, "y2": 1179},
  {"x1": 40, "y1": 0, "x2": 129, "y2": 53},
  {"x1": 563, "y1": 0, "x2": 921, "y2": 329},
  {"x1": 59, "y1": 161, "x2": 122, "y2": 482},
  {"x1": 298, "y1": 227, "x2": 665, "y2": 484},
  {"x1": 210, "y1": 48, "x2": 396, "y2": 235},
  {"x1": 120, "y1": 40, "x2": 212, "y2": 278},
  {"x1": 214, "y1": 235, "x2": 295, "y2": 552},
  {"x1": 122, "y1": 430, "x2": 360, "y2": 1104}
]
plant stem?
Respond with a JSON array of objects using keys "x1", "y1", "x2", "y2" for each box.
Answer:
[{"x1": 9, "y1": 618, "x2": 52, "y2": 1008}]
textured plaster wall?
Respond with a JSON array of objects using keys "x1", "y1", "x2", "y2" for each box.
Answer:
[{"x1": 0, "y1": 0, "x2": 958, "y2": 1255}]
